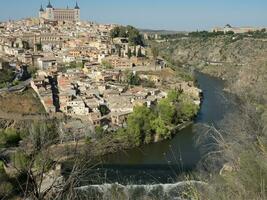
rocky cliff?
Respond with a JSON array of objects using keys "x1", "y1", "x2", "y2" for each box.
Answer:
[{"x1": 158, "y1": 36, "x2": 267, "y2": 66}]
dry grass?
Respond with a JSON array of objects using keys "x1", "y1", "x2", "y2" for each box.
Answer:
[{"x1": 0, "y1": 88, "x2": 45, "y2": 115}]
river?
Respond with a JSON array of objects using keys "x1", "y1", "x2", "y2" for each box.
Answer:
[
  {"x1": 73, "y1": 72, "x2": 237, "y2": 199},
  {"x1": 80, "y1": 71, "x2": 235, "y2": 187}
]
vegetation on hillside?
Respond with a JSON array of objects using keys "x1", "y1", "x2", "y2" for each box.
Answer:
[{"x1": 110, "y1": 25, "x2": 144, "y2": 46}]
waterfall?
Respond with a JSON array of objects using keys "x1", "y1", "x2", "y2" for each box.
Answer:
[{"x1": 75, "y1": 181, "x2": 207, "y2": 200}]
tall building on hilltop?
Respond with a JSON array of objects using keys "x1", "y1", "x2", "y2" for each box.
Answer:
[{"x1": 39, "y1": 1, "x2": 80, "y2": 22}]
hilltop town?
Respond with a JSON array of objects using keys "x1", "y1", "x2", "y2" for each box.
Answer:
[{"x1": 0, "y1": 2, "x2": 201, "y2": 141}]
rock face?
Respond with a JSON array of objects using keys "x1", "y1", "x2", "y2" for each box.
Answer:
[{"x1": 159, "y1": 36, "x2": 267, "y2": 66}]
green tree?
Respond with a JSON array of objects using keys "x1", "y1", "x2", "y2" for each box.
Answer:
[
  {"x1": 126, "y1": 106, "x2": 155, "y2": 146},
  {"x1": 127, "y1": 72, "x2": 141, "y2": 86},
  {"x1": 110, "y1": 26, "x2": 120, "y2": 38},
  {"x1": 99, "y1": 105, "x2": 110, "y2": 116},
  {"x1": 157, "y1": 98, "x2": 176, "y2": 125},
  {"x1": 119, "y1": 26, "x2": 128, "y2": 37},
  {"x1": 151, "y1": 117, "x2": 170, "y2": 140},
  {"x1": 110, "y1": 25, "x2": 144, "y2": 46},
  {"x1": 167, "y1": 89, "x2": 181, "y2": 102},
  {"x1": 178, "y1": 95, "x2": 199, "y2": 121}
]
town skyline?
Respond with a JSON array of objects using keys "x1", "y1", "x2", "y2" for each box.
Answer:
[{"x1": 1, "y1": 0, "x2": 267, "y2": 31}]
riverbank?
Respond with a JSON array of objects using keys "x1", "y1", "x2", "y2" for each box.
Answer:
[{"x1": 59, "y1": 72, "x2": 231, "y2": 186}]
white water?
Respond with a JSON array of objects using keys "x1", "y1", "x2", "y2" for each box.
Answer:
[{"x1": 76, "y1": 181, "x2": 207, "y2": 200}]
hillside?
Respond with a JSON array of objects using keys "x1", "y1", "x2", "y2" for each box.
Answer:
[
  {"x1": 157, "y1": 36, "x2": 267, "y2": 67},
  {"x1": 155, "y1": 34, "x2": 267, "y2": 199},
  {"x1": 0, "y1": 88, "x2": 45, "y2": 116}
]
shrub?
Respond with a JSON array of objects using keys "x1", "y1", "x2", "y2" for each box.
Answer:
[
  {"x1": 11, "y1": 151, "x2": 30, "y2": 171},
  {"x1": 0, "y1": 129, "x2": 21, "y2": 147},
  {"x1": 0, "y1": 182, "x2": 13, "y2": 199}
]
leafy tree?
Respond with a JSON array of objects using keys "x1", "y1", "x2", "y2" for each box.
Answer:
[
  {"x1": 151, "y1": 117, "x2": 170, "y2": 140},
  {"x1": 99, "y1": 105, "x2": 110, "y2": 116},
  {"x1": 127, "y1": 72, "x2": 141, "y2": 86},
  {"x1": 167, "y1": 89, "x2": 181, "y2": 102},
  {"x1": 110, "y1": 26, "x2": 121, "y2": 38},
  {"x1": 178, "y1": 95, "x2": 199, "y2": 120},
  {"x1": 157, "y1": 98, "x2": 176, "y2": 125},
  {"x1": 119, "y1": 26, "x2": 128, "y2": 38},
  {"x1": 126, "y1": 106, "x2": 155, "y2": 146},
  {"x1": 110, "y1": 25, "x2": 144, "y2": 46}
]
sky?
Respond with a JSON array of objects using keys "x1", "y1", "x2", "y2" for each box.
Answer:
[{"x1": 0, "y1": 0, "x2": 267, "y2": 31}]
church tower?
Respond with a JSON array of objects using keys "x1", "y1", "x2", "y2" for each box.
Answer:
[
  {"x1": 39, "y1": 4, "x2": 44, "y2": 18},
  {"x1": 46, "y1": 0, "x2": 54, "y2": 20},
  {"x1": 74, "y1": 2, "x2": 80, "y2": 22}
]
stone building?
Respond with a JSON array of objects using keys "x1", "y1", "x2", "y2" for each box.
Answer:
[{"x1": 39, "y1": 1, "x2": 80, "y2": 22}]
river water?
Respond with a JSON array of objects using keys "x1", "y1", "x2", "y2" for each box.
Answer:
[
  {"x1": 73, "y1": 72, "x2": 237, "y2": 199},
  {"x1": 83, "y1": 72, "x2": 235, "y2": 186}
]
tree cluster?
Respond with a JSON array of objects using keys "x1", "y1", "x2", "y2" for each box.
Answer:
[
  {"x1": 110, "y1": 25, "x2": 144, "y2": 46},
  {"x1": 114, "y1": 90, "x2": 199, "y2": 146}
]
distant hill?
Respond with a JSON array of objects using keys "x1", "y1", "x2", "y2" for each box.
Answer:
[{"x1": 139, "y1": 29, "x2": 188, "y2": 35}]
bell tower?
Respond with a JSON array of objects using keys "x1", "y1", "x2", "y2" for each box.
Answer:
[
  {"x1": 46, "y1": 0, "x2": 54, "y2": 20},
  {"x1": 74, "y1": 1, "x2": 80, "y2": 22},
  {"x1": 39, "y1": 4, "x2": 44, "y2": 18}
]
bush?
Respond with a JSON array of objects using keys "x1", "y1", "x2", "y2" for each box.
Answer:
[
  {"x1": 127, "y1": 72, "x2": 141, "y2": 86},
  {"x1": 11, "y1": 151, "x2": 30, "y2": 171},
  {"x1": 0, "y1": 182, "x2": 13, "y2": 199},
  {"x1": 0, "y1": 129, "x2": 21, "y2": 147}
]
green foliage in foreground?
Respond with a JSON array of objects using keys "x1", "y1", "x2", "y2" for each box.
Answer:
[
  {"x1": 115, "y1": 90, "x2": 199, "y2": 146},
  {"x1": 0, "y1": 129, "x2": 22, "y2": 148}
]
